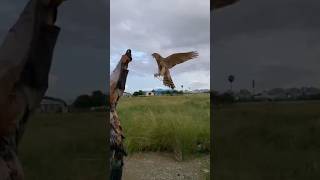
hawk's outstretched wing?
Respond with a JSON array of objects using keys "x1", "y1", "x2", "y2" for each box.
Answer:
[
  {"x1": 165, "y1": 51, "x2": 198, "y2": 69},
  {"x1": 163, "y1": 69, "x2": 175, "y2": 89}
]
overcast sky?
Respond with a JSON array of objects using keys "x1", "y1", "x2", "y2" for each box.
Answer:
[
  {"x1": 0, "y1": 0, "x2": 107, "y2": 102},
  {"x1": 2, "y1": 1, "x2": 319, "y2": 99},
  {"x1": 213, "y1": 0, "x2": 320, "y2": 92},
  {"x1": 111, "y1": 0, "x2": 210, "y2": 93}
]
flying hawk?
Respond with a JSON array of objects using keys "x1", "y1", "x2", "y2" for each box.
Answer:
[{"x1": 152, "y1": 51, "x2": 198, "y2": 89}]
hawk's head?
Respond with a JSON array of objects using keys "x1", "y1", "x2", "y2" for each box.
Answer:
[{"x1": 152, "y1": 53, "x2": 161, "y2": 60}]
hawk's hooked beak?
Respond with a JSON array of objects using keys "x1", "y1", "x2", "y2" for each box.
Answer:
[
  {"x1": 151, "y1": 53, "x2": 157, "y2": 59},
  {"x1": 126, "y1": 49, "x2": 132, "y2": 62}
]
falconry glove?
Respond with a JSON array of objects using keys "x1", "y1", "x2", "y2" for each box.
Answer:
[{"x1": 109, "y1": 49, "x2": 132, "y2": 180}]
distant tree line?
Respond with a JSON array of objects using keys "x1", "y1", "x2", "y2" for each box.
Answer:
[
  {"x1": 212, "y1": 91, "x2": 235, "y2": 105},
  {"x1": 73, "y1": 90, "x2": 106, "y2": 108},
  {"x1": 212, "y1": 86, "x2": 320, "y2": 104},
  {"x1": 132, "y1": 90, "x2": 183, "y2": 96},
  {"x1": 132, "y1": 90, "x2": 145, "y2": 96},
  {"x1": 72, "y1": 88, "x2": 186, "y2": 108}
]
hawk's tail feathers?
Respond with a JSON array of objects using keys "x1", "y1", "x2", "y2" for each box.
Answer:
[{"x1": 163, "y1": 73, "x2": 175, "y2": 89}]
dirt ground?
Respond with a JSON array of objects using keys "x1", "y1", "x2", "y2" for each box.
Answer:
[{"x1": 123, "y1": 153, "x2": 210, "y2": 180}]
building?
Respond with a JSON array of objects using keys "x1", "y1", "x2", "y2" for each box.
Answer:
[
  {"x1": 38, "y1": 97, "x2": 68, "y2": 113},
  {"x1": 123, "y1": 92, "x2": 132, "y2": 97},
  {"x1": 145, "y1": 91, "x2": 155, "y2": 96},
  {"x1": 235, "y1": 89, "x2": 252, "y2": 101},
  {"x1": 253, "y1": 92, "x2": 274, "y2": 101},
  {"x1": 192, "y1": 89, "x2": 210, "y2": 94}
]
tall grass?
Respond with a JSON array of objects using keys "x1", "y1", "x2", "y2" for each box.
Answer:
[
  {"x1": 17, "y1": 95, "x2": 210, "y2": 179},
  {"x1": 118, "y1": 94, "x2": 210, "y2": 159},
  {"x1": 214, "y1": 101, "x2": 320, "y2": 180},
  {"x1": 19, "y1": 113, "x2": 107, "y2": 180}
]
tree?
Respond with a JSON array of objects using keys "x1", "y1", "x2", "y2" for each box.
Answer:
[
  {"x1": 228, "y1": 75, "x2": 235, "y2": 91},
  {"x1": 212, "y1": 91, "x2": 235, "y2": 104},
  {"x1": 133, "y1": 90, "x2": 144, "y2": 96},
  {"x1": 73, "y1": 95, "x2": 92, "y2": 108},
  {"x1": 91, "y1": 90, "x2": 106, "y2": 107},
  {"x1": 132, "y1": 92, "x2": 139, "y2": 96},
  {"x1": 73, "y1": 90, "x2": 107, "y2": 108}
]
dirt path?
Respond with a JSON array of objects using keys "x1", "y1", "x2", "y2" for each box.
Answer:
[{"x1": 123, "y1": 153, "x2": 210, "y2": 180}]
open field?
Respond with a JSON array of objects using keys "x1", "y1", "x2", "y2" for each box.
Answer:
[
  {"x1": 18, "y1": 94, "x2": 210, "y2": 179},
  {"x1": 19, "y1": 113, "x2": 107, "y2": 180},
  {"x1": 214, "y1": 101, "x2": 320, "y2": 180},
  {"x1": 19, "y1": 96, "x2": 320, "y2": 179},
  {"x1": 118, "y1": 94, "x2": 210, "y2": 159}
]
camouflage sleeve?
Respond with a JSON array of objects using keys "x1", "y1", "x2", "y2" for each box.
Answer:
[
  {"x1": 109, "y1": 49, "x2": 132, "y2": 180},
  {"x1": 0, "y1": 0, "x2": 40, "y2": 136},
  {"x1": 0, "y1": 0, "x2": 60, "y2": 137},
  {"x1": 0, "y1": 1, "x2": 61, "y2": 179},
  {"x1": 0, "y1": 22, "x2": 60, "y2": 180}
]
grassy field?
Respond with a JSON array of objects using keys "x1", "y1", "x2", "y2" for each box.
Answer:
[
  {"x1": 19, "y1": 113, "x2": 107, "y2": 180},
  {"x1": 18, "y1": 94, "x2": 210, "y2": 179},
  {"x1": 118, "y1": 94, "x2": 210, "y2": 159},
  {"x1": 214, "y1": 101, "x2": 320, "y2": 180},
  {"x1": 19, "y1": 96, "x2": 320, "y2": 179}
]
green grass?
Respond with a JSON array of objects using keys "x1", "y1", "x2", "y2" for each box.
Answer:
[
  {"x1": 18, "y1": 98, "x2": 320, "y2": 179},
  {"x1": 214, "y1": 101, "x2": 320, "y2": 180},
  {"x1": 17, "y1": 94, "x2": 210, "y2": 179},
  {"x1": 19, "y1": 113, "x2": 107, "y2": 180},
  {"x1": 118, "y1": 94, "x2": 210, "y2": 159}
]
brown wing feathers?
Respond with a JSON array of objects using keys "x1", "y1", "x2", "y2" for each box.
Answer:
[
  {"x1": 165, "y1": 51, "x2": 198, "y2": 69},
  {"x1": 152, "y1": 51, "x2": 198, "y2": 89}
]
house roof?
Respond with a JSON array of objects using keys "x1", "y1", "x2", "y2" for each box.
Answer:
[{"x1": 41, "y1": 96, "x2": 67, "y2": 106}]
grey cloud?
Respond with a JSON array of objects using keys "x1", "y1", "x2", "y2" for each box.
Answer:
[
  {"x1": 111, "y1": 0, "x2": 210, "y2": 91},
  {"x1": 214, "y1": 0, "x2": 320, "y2": 42},
  {"x1": 213, "y1": 0, "x2": 320, "y2": 92},
  {"x1": 0, "y1": 0, "x2": 108, "y2": 100},
  {"x1": 111, "y1": 0, "x2": 209, "y2": 50},
  {"x1": 252, "y1": 65, "x2": 317, "y2": 90}
]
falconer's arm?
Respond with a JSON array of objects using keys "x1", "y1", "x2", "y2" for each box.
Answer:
[
  {"x1": 109, "y1": 49, "x2": 132, "y2": 180},
  {"x1": 110, "y1": 49, "x2": 132, "y2": 108},
  {"x1": 109, "y1": 49, "x2": 132, "y2": 148},
  {"x1": 0, "y1": 0, "x2": 63, "y2": 138},
  {"x1": 0, "y1": 1, "x2": 64, "y2": 179}
]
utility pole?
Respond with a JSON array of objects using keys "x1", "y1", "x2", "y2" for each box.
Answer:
[{"x1": 252, "y1": 80, "x2": 255, "y2": 95}]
